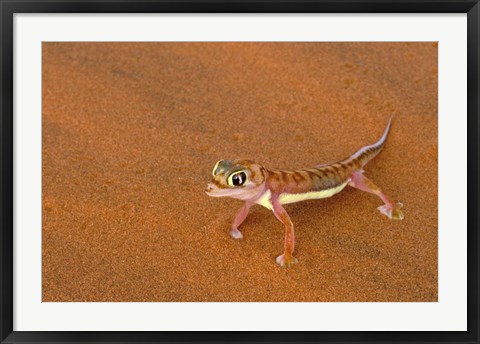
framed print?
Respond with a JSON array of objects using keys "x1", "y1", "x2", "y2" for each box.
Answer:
[{"x1": 1, "y1": 0, "x2": 479, "y2": 343}]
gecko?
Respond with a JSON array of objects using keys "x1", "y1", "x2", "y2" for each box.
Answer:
[{"x1": 205, "y1": 114, "x2": 404, "y2": 267}]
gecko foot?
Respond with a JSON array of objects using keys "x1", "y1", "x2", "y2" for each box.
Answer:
[
  {"x1": 229, "y1": 228, "x2": 243, "y2": 239},
  {"x1": 377, "y1": 202, "x2": 404, "y2": 220},
  {"x1": 276, "y1": 254, "x2": 298, "y2": 267}
]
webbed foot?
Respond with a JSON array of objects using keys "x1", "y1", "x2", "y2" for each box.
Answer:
[
  {"x1": 276, "y1": 254, "x2": 298, "y2": 267},
  {"x1": 378, "y1": 202, "x2": 404, "y2": 220},
  {"x1": 229, "y1": 228, "x2": 243, "y2": 239}
]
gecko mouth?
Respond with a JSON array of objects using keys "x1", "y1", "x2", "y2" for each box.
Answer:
[
  {"x1": 205, "y1": 183, "x2": 248, "y2": 198},
  {"x1": 205, "y1": 191, "x2": 228, "y2": 197},
  {"x1": 205, "y1": 184, "x2": 235, "y2": 197},
  {"x1": 205, "y1": 183, "x2": 265, "y2": 202}
]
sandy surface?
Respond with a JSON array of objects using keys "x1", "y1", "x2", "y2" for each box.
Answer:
[{"x1": 42, "y1": 42, "x2": 437, "y2": 302}]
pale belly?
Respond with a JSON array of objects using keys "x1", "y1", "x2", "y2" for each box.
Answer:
[{"x1": 255, "y1": 181, "x2": 349, "y2": 211}]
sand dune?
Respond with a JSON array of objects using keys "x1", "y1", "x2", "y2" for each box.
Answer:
[{"x1": 42, "y1": 42, "x2": 437, "y2": 302}]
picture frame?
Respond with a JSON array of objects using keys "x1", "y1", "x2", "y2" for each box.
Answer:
[{"x1": 1, "y1": 0, "x2": 478, "y2": 343}]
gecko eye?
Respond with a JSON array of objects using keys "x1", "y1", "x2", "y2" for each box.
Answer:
[
  {"x1": 228, "y1": 171, "x2": 247, "y2": 187},
  {"x1": 212, "y1": 160, "x2": 223, "y2": 176}
]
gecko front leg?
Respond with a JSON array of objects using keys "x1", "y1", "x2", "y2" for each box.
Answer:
[
  {"x1": 271, "y1": 196, "x2": 298, "y2": 267},
  {"x1": 230, "y1": 201, "x2": 253, "y2": 239}
]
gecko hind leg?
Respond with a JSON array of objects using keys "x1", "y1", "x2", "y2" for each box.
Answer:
[
  {"x1": 230, "y1": 202, "x2": 253, "y2": 239},
  {"x1": 348, "y1": 171, "x2": 404, "y2": 220}
]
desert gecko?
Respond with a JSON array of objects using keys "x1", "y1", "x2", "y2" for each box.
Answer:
[{"x1": 205, "y1": 115, "x2": 404, "y2": 267}]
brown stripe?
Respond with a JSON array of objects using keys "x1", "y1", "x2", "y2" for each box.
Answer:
[
  {"x1": 299, "y1": 170, "x2": 311, "y2": 181},
  {"x1": 305, "y1": 168, "x2": 322, "y2": 177},
  {"x1": 332, "y1": 163, "x2": 346, "y2": 177},
  {"x1": 292, "y1": 171, "x2": 306, "y2": 183},
  {"x1": 271, "y1": 171, "x2": 284, "y2": 183},
  {"x1": 346, "y1": 159, "x2": 359, "y2": 170},
  {"x1": 260, "y1": 167, "x2": 266, "y2": 180},
  {"x1": 324, "y1": 167, "x2": 336, "y2": 179},
  {"x1": 330, "y1": 164, "x2": 341, "y2": 173},
  {"x1": 365, "y1": 147, "x2": 376, "y2": 157},
  {"x1": 213, "y1": 180, "x2": 227, "y2": 188},
  {"x1": 280, "y1": 171, "x2": 291, "y2": 184},
  {"x1": 318, "y1": 167, "x2": 330, "y2": 177},
  {"x1": 339, "y1": 162, "x2": 352, "y2": 175},
  {"x1": 306, "y1": 169, "x2": 320, "y2": 181}
]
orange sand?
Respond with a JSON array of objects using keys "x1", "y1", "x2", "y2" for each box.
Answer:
[{"x1": 42, "y1": 42, "x2": 437, "y2": 302}]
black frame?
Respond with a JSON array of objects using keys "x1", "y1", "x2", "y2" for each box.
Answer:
[{"x1": 1, "y1": 0, "x2": 478, "y2": 343}]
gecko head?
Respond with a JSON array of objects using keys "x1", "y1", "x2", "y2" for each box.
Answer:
[{"x1": 205, "y1": 159, "x2": 266, "y2": 200}]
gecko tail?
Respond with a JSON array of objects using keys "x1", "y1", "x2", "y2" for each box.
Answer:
[
  {"x1": 344, "y1": 113, "x2": 394, "y2": 168},
  {"x1": 371, "y1": 112, "x2": 394, "y2": 150}
]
